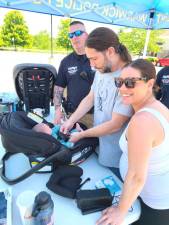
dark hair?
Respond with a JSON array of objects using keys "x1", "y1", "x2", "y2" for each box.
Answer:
[
  {"x1": 127, "y1": 59, "x2": 157, "y2": 94},
  {"x1": 86, "y1": 27, "x2": 131, "y2": 63},
  {"x1": 70, "y1": 21, "x2": 84, "y2": 26},
  {"x1": 128, "y1": 59, "x2": 156, "y2": 80}
]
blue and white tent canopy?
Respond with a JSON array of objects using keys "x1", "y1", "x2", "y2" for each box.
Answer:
[{"x1": 0, "y1": 0, "x2": 169, "y2": 29}]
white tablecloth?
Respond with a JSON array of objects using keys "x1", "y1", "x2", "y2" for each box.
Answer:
[{"x1": 0, "y1": 139, "x2": 141, "y2": 225}]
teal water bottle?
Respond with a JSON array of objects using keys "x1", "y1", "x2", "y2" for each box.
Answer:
[{"x1": 32, "y1": 191, "x2": 54, "y2": 225}]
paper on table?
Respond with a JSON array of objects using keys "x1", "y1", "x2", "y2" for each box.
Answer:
[{"x1": 95, "y1": 175, "x2": 121, "y2": 196}]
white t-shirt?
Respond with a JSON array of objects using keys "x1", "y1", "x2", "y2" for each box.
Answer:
[
  {"x1": 119, "y1": 107, "x2": 169, "y2": 209},
  {"x1": 91, "y1": 70, "x2": 133, "y2": 167}
]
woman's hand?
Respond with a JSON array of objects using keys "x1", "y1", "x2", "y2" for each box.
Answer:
[{"x1": 96, "y1": 206, "x2": 126, "y2": 225}]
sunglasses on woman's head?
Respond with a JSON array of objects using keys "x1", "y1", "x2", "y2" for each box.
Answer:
[
  {"x1": 114, "y1": 77, "x2": 147, "y2": 88},
  {"x1": 68, "y1": 30, "x2": 85, "y2": 39}
]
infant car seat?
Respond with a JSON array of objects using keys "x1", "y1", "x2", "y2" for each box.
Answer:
[
  {"x1": 13, "y1": 63, "x2": 57, "y2": 116},
  {"x1": 0, "y1": 111, "x2": 99, "y2": 185}
]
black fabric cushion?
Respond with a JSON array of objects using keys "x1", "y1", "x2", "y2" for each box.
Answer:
[
  {"x1": 60, "y1": 177, "x2": 81, "y2": 190},
  {"x1": 46, "y1": 165, "x2": 83, "y2": 199}
]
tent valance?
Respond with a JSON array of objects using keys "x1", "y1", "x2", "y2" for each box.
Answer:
[{"x1": 1, "y1": 0, "x2": 169, "y2": 29}]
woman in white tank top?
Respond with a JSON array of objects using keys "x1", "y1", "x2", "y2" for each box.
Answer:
[{"x1": 96, "y1": 59, "x2": 169, "y2": 225}]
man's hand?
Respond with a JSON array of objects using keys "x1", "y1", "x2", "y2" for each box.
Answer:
[
  {"x1": 53, "y1": 85, "x2": 64, "y2": 124},
  {"x1": 60, "y1": 119, "x2": 74, "y2": 134},
  {"x1": 54, "y1": 106, "x2": 63, "y2": 124},
  {"x1": 69, "y1": 132, "x2": 83, "y2": 143},
  {"x1": 75, "y1": 123, "x2": 83, "y2": 132}
]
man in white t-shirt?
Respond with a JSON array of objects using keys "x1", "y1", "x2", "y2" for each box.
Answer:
[{"x1": 60, "y1": 27, "x2": 133, "y2": 175}]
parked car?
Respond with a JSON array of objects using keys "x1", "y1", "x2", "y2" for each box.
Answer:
[{"x1": 156, "y1": 55, "x2": 169, "y2": 67}]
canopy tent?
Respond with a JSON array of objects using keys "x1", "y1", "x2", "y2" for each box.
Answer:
[
  {"x1": 1, "y1": 0, "x2": 169, "y2": 29},
  {"x1": 1, "y1": 0, "x2": 169, "y2": 56}
]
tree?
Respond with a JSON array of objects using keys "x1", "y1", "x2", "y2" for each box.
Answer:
[
  {"x1": 0, "y1": 27, "x2": 4, "y2": 47},
  {"x1": 119, "y1": 28, "x2": 163, "y2": 55},
  {"x1": 1, "y1": 10, "x2": 32, "y2": 49},
  {"x1": 148, "y1": 30, "x2": 164, "y2": 55},
  {"x1": 55, "y1": 18, "x2": 73, "y2": 51},
  {"x1": 33, "y1": 30, "x2": 51, "y2": 50}
]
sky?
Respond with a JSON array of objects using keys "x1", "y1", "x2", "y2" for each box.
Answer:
[{"x1": 0, "y1": 7, "x2": 119, "y2": 37}]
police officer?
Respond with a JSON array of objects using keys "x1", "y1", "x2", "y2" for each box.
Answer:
[
  {"x1": 156, "y1": 66, "x2": 169, "y2": 108},
  {"x1": 53, "y1": 21, "x2": 94, "y2": 127}
]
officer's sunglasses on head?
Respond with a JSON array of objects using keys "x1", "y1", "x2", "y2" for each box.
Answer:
[
  {"x1": 114, "y1": 77, "x2": 147, "y2": 89},
  {"x1": 68, "y1": 30, "x2": 85, "y2": 39}
]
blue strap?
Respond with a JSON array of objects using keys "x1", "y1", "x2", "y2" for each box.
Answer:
[{"x1": 51, "y1": 125, "x2": 77, "y2": 148}]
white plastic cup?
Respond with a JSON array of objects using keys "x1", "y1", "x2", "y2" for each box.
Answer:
[{"x1": 16, "y1": 190, "x2": 37, "y2": 225}]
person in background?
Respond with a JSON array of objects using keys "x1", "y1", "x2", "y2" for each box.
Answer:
[
  {"x1": 53, "y1": 21, "x2": 95, "y2": 127},
  {"x1": 97, "y1": 59, "x2": 169, "y2": 225},
  {"x1": 155, "y1": 66, "x2": 169, "y2": 108},
  {"x1": 61, "y1": 27, "x2": 133, "y2": 177}
]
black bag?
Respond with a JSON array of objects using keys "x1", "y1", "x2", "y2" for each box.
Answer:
[
  {"x1": 46, "y1": 165, "x2": 84, "y2": 199},
  {"x1": 0, "y1": 111, "x2": 99, "y2": 185},
  {"x1": 76, "y1": 188, "x2": 113, "y2": 215}
]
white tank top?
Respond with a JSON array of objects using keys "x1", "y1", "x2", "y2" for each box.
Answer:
[{"x1": 119, "y1": 107, "x2": 169, "y2": 209}]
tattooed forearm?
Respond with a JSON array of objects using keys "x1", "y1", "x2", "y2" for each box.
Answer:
[{"x1": 53, "y1": 85, "x2": 64, "y2": 109}]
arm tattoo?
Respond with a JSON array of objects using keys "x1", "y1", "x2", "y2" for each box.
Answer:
[{"x1": 53, "y1": 85, "x2": 64, "y2": 109}]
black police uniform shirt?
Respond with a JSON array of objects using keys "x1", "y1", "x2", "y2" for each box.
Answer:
[
  {"x1": 55, "y1": 52, "x2": 95, "y2": 112},
  {"x1": 156, "y1": 66, "x2": 169, "y2": 108}
]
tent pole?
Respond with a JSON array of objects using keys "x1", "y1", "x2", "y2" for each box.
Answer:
[
  {"x1": 143, "y1": 29, "x2": 151, "y2": 58},
  {"x1": 50, "y1": 14, "x2": 53, "y2": 58},
  {"x1": 142, "y1": 9, "x2": 155, "y2": 58}
]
